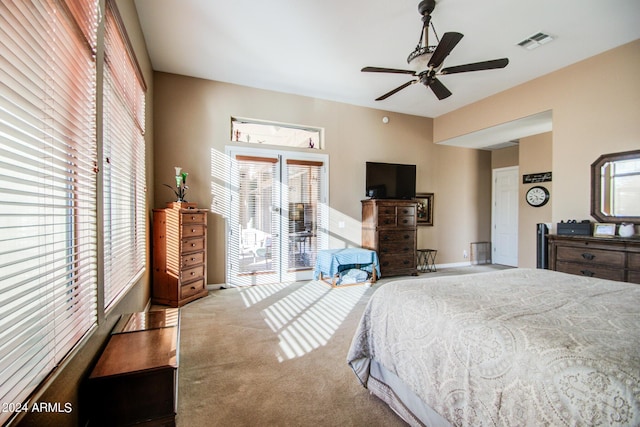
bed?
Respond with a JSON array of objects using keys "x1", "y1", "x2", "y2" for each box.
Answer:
[{"x1": 347, "y1": 268, "x2": 640, "y2": 426}]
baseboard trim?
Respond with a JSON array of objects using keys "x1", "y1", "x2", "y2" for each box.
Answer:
[{"x1": 436, "y1": 261, "x2": 472, "y2": 269}]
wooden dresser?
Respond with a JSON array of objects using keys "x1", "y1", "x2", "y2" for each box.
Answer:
[
  {"x1": 362, "y1": 199, "x2": 418, "y2": 277},
  {"x1": 153, "y1": 203, "x2": 209, "y2": 306},
  {"x1": 88, "y1": 309, "x2": 180, "y2": 426},
  {"x1": 548, "y1": 234, "x2": 640, "y2": 284}
]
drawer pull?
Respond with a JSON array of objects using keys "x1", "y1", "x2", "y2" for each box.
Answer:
[
  {"x1": 191, "y1": 243, "x2": 196, "y2": 247},
  {"x1": 191, "y1": 228, "x2": 196, "y2": 232},
  {"x1": 404, "y1": 234, "x2": 410, "y2": 239},
  {"x1": 402, "y1": 219, "x2": 408, "y2": 224},
  {"x1": 581, "y1": 253, "x2": 595, "y2": 260},
  {"x1": 580, "y1": 269, "x2": 595, "y2": 277},
  {"x1": 403, "y1": 260, "x2": 410, "y2": 265},
  {"x1": 190, "y1": 272, "x2": 195, "y2": 276},
  {"x1": 403, "y1": 209, "x2": 408, "y2": 214},
  {"x1": 191, "y1": 216, "x2": 196, "y2": 220}
]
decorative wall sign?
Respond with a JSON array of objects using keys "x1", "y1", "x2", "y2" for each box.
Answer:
[
  {"x1": 416, "y1": 193, "x2": 434, "y2": 226},
  {"x1": 523, "y1": 172, "x2": 552, "y2": 183}
]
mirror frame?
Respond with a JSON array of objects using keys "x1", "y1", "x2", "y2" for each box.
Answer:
[{"x1": 590, "y1": 149, "x2": 640, "y2": 224}]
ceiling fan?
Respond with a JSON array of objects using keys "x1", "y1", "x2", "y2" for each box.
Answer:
[{"x1": 362, "y1": 0, "x2": 509, "y2": 101}]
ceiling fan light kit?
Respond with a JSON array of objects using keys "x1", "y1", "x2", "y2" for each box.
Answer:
[
  {"x1": 362, "y1": 0, "x2": 509, "y2": 101},
  {"x1": 407, "y1": 0, "x2": 438, "y2": 70}
]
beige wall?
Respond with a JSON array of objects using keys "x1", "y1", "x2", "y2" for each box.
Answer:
[
  {"x1": 435, "y1": 40, "x2": 640, "y2": 230},
  {"x1": 518, "y1": 132, "x2": 553, "y2": 267},
  {"x1": 20, "y1": 1, "x2": 154, "y2": 425},
  {"x1": 153, "y1": 73, "x2": 492, "y2": 283},
  {"x1": 491, "y1": 134, "x2": 553, "y2": 268},
  {"x1": 492, "y1": 145, "x2": 519, "y2": 169}
]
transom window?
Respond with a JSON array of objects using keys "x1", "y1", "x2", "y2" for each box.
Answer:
[{"x1": 231, "y1": 117, "x2": 322, "y2": 149}]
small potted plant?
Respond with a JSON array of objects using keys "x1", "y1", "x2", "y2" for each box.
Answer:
[{"x1": 164, "y1": 167, "x2": 189, "y2": 204}]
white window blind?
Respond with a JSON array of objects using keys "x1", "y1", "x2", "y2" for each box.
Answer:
[
  {"x1": 103, "y1": 0, "x2": 146, "y2": 308},
  {"x1": 235, "y1": 155, "x2": 279, "y2": 275},
  {"x1": 286, "y1": 160, "x2": 323, "y2": 270},
  {"x1": 0, "y1": 0, "x2": 98, "y2": 424}
]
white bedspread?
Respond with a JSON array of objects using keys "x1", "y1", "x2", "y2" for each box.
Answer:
[{"x1": 347, "y1": 268, "x2": 640, "y2": 426}]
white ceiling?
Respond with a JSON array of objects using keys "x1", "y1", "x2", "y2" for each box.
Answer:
[{"x1": 134, "y1": 0, "x2": 639, "y2": 145}]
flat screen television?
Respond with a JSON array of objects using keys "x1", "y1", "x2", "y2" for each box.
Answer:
[{"x1": 365, "y1": 162, "x2": 416, "y2": 199}]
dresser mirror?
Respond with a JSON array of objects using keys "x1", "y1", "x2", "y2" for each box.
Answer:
[{"x1": 591, "y1": 149, "x2": 640, "y2": 224}]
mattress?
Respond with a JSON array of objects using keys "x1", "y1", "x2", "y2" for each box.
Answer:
[{"x1": 347, "y1": 268, "x2": 640, "y2": 426}]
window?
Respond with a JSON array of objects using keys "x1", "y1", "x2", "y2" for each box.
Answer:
[
  {"x1": 231, "y1": 118, "x2": 322, "y2": 149},
  {"x1": 102, "y1": 0, "x2": 147, "y2": 308},
  {"x1": 0, "y1": 0, "x2": 99, "y2": 423}
]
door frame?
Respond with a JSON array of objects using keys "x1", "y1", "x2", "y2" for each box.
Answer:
[
  {"x1": 225, "y1": 146, "x2": 329, "y2": 286},
  {"x1": 491, "y1": 166, "x2": 519, "y2": 266}
]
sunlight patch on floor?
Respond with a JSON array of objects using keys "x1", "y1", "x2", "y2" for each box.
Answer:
[
  {"x1": 259, "y1": 281, "x2": 369, "y2": 362},
  {"x1": 238, "y1": 282, "x2": 290, "y2": 307}
]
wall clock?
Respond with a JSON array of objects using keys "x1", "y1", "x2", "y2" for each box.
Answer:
[{"x1": 526, "y1": 185, "x2": 550, "y2": 207}]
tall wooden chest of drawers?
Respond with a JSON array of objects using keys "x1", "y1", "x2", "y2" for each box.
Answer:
[
  {"x1": 362, "y1": 199, "x2": 418, "y2": 277},
  {"x1": 548, "y1": 234, "x2": 640, "y2": 284},
  {"x1": 153, "y1": 203, "x2": 209, "y2": 306}
]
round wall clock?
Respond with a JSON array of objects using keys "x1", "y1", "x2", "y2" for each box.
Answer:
[{"x1": 526, "y1": 186, "x2": 550, "y2": 207}]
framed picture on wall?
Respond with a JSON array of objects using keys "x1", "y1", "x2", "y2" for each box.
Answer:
[{"x1": 416, "y1": 193, "x2": 434, "y2": 226}]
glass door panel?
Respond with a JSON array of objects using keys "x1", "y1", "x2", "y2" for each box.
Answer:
[
  {"x1": 285, "y1": 160, "x2": 323, "y2": 275},
  {"x1": 227, "y1": 148, "x2": 328, "y2": 286},
  {"x1": 228, "y1": 155, "x2": 281, "y2": 285}
]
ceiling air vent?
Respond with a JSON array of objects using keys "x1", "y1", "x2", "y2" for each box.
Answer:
[{"x1": 517, "y1": 32, "x2": 554, "y2": 50}]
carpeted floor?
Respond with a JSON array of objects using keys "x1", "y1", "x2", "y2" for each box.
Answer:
[{"x1": 174, "y1": 265, "x2": 508, "y2": 426}]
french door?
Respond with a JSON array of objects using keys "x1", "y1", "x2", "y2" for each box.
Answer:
[{"x1": 226, "y1": 147, "x2": 328, "y2": 286}]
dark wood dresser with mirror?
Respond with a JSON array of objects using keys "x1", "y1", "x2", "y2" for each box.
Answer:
[
  {"x1": 551, "y1": 149, "x2": 640, "y2": 284},
  {"x1": 549, "y1": 235, "x2": 640, "y2": 284}
]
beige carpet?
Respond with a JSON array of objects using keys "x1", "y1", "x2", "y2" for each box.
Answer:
[{"x1": 175, "y1": 265, "x2": 508, "y2": 426}]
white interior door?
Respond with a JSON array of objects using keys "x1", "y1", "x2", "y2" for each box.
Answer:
[
  {"x1": 492, "y1": 166, "x2": 519, "y2": 266},
  {"x1": 227, "y1": 147, "x2": 328, "y2": 286}
]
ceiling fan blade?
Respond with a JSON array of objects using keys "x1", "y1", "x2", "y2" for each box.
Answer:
[
  {"x1": 428, "y1": 78, "x2": 452, "y2": 100},
  {"x1": 362, "y1": 66, "x2": 416, "y2": 75},
  {"x1": 441, "y1": 58, "x2": 509, "y2": 75},
  {"x1": 375, "y1": 80, "x2": 416, "y2": 101},
  {"x1": 428, "y1": 32, "x2": 463, "y2": 69}
]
